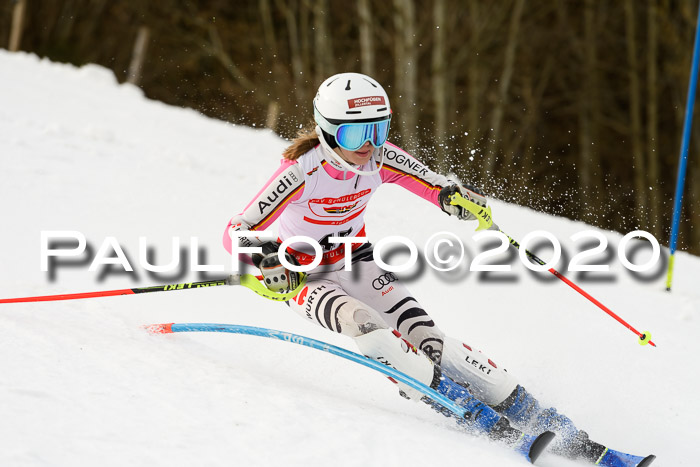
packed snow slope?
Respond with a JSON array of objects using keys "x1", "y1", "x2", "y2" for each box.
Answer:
[{"x1": 1, "y1": 50, "x2": 698, "y2": 466}]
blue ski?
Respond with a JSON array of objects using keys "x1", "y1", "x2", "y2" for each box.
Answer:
[
  {"x1": 593, "y1": 448, "x2": 656, "y2": 467},
  {"x1": 553, "y1": 433, "x2": 656, "y2": 466}
]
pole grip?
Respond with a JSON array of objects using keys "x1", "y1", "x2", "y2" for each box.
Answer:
[
  {"x1": 448, "y1": 193, "x2": 656, "y2": 347},
  {"x1": 449, "y1": 193, "x2": 494, "y2": 231}
]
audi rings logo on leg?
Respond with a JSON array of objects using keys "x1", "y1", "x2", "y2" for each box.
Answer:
[{"x1": 372, "y1": 272, "x2": 398, "y2": 290}]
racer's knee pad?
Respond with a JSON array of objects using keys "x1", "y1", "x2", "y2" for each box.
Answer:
[
  {"x1": 289, "y1": 282, "x2": 385, "y2": 338},
  {"x1": 335, "y1": 297, "x2": 387, "y2": 337}
]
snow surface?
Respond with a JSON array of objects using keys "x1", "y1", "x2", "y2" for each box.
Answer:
[{"x1": 1, "y1": 50, "x2": 698, "y2": 466}]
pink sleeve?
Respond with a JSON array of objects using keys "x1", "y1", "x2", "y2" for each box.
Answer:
[
  {"x1": 222, "y1": 158, "x2": 305, "y2": 255},
  {"x1": 379, "y1": 142, "x2": 450, "y2": 208}
]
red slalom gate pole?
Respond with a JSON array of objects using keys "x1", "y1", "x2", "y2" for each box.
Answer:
[
  {"x1": 0, "y1": 278, "x2": 233, "y2": 304},
  {"x1": 547, "y1": 267, "x2": 655, "y2": 347},
  {"x1": 0, "y1": 274, "x2": 304, "y2": 305},
  {"x1": 506, "y1": 233, "x2": 656, "y2": 348},
  {"x1": 450, "y1": 193, "x2": 656, "y2": 347}
]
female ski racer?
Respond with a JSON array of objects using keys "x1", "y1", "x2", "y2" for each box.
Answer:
[{"x1": 224, "y1": 73, "x2": 653, "y2": 466}]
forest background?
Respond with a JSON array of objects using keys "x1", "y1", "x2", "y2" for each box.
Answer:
[{"x1": 3, "y1": 0, "x2": 699, "y2": 254}]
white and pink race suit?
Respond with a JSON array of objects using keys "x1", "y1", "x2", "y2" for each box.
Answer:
[{"x1": 223, "y1": 142, "x2": 517, "y2": 406}]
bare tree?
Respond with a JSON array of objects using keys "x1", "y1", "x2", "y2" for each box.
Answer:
[
  {"x1": 625, "y1": 0, "x2": 647, "y2": 227},
  {"x1": 393, "y1": 0, "x2": 418, "y2": 150},
  {"x1": 466, "y1": 0, "x2": 483, "y2": 168},
  {"x1": 259, "y1": 0, "x2": 279, "y2": 67},
  {"x1": 300, "y1": 0, "x2": 311, "y2": 84},
  {"x1": 313, "y1": 0, "x2": 334, "y2": 85},
  {"x1": 482, "y1": 0, "x2": 525, "y2": 180},
  {"x1": 126, "y1": 26, "x2": 150, "y2": 86},
  {"x1": 506, "y1": 55, "x2": 554, "y2": 193},
  {"x1": 358, "y1": 0, "x2": 375, "y2": 77},
  {"x1": 275, "y1": 0, "x2": 307, "y2": 108},
  {"x1": 578, "y1": 0, "x2": 603, "y2": 218},
  {"x1": 646, "y1": 0, "x2": 662, "y2": 238},
  {"x1": 261, "y1": 0, "x2": 297, "y2": 130},
  {"x1": 206, "y1": 23, "x2": 257, "y2": 93},
  {"x1": 432, "y1": 0, "x2": 448, "y2": 170},
  {"x1": 9, "y1": 0, "x2": 27, "y2": 51}
]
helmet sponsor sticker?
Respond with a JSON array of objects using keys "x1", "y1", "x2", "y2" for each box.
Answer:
[{"x1": 348, "y1": 96, "x2": 386, "y2": 108}]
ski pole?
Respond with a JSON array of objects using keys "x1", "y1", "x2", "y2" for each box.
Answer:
[
  {"x1": 0, "y1": 273, "x2": 306, "y2": 304},
  {"x1": 449, "y1": 193, "x2": 656, "y2": 347}
]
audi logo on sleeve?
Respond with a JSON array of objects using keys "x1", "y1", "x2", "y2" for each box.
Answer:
[{"x1": 372, "y1": 272, "x2": 398, "y2": 290}]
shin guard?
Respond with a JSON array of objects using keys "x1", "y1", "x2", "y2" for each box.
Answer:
[{"x1": 353, "y1": 328, "x2": 438, "y2": 400}]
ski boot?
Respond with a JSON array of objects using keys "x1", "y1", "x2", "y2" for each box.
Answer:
[
  {"x1": 430, "y1": 375, "x2": 554, "y2": 464},
  {"x1": 492, "y1": 385, "x2": 656, "y2": 466}
]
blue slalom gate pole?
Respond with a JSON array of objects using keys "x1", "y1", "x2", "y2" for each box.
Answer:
[
  {"x1": 145, "y1": 322, "x2": 556, "y2": 462},
  {"x1": 146, "y1": 322, "x2": 468, "y2": 417},
  {"x1": 666, "y1": 0, "x2": 700, "y2": 291}
]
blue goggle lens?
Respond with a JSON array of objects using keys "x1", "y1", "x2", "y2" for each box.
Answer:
[{"x1": 335, "y1": 120, "x2": 391, "y2": 151}]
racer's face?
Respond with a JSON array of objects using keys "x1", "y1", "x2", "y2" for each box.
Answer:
[{"x1": 334, "y1": 141, "x2": 373, "y2": 166}]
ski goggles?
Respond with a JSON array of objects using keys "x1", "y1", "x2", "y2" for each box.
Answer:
[{"x1": 315, "y1": 108, "x2": 392, "y2": 151}]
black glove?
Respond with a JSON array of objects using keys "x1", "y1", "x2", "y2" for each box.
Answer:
[
  {"x1": 438, "y1": 183, "x2": 488, "y2": 221},
  {"x1": 252, "y1": 242, "x2": 303, "y2": 293}
]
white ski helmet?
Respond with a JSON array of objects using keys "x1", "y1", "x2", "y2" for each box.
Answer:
[{"x1": 313, "y1": 72, "x2": 392, "y2": 176}]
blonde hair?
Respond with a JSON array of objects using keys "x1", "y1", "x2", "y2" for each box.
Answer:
[{"x1": 283, "y1": 126, "x2": 320, "y2": 160}]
